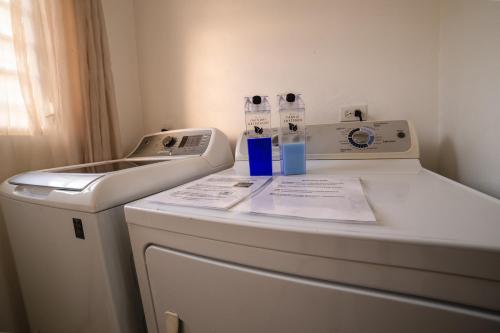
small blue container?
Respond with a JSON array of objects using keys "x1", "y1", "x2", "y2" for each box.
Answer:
[
  {"x1": 244, "y1": 95, "x2": 273, "y2": 176},
  {"x1": 281, "y1": 142, "x2": 306, "y2": 175},
  {"x1": 278, "y1": 93, "x2": 306, "y2": 175},
  {"x1": 248, "y1": 137, "x2": 273, "y2": 176}
]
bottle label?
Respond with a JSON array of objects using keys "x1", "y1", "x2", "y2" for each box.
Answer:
[
  {"x1": 280, "y1": 111, "x2": 305, "y2": 138},
  {"x1": 246, "y1": 112, "x2": 271, "y2": 138}
]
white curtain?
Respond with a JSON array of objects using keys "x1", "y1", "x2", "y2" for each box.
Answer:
[
  {"x1": 0, "y1": 0, "x2": 122, "y2": 181},
  {"x1": 0, "y1": 0, "x2": 86, "y2": 181},
  {"x1": 74, "y1": 0, "x2": 122, "y2": 163}
]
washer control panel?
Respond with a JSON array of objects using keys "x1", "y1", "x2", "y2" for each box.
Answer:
[
  {"x1": 129, "y1": 130, "x2": 212, "y2": 157},
  {"x1": 333, "y1": 120, "x2": 411, "y2": 153}
]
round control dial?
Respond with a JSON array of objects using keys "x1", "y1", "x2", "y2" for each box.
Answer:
[
  {"x1": 162, "y1": 136, "x2": 177, "y2": 148},
  {"x1": 348, "y1": 127, "x2": 375, "y2": 149}
]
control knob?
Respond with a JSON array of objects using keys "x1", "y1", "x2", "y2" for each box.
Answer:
[
  {"x1": 348, "y1": 127, "x2": 375, "y2": 149},
  {"x1": 162, "y1": 136, "x2": 177, "y2": 148}
]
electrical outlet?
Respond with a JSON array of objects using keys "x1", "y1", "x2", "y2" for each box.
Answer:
[{"x1": 340, "y1": 105, "x2": 368, "y2": 122}]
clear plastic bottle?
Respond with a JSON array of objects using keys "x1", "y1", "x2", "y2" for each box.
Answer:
[
  {"x1": 278, "y1": 93, "x2": 306, "y2": 175},
  {"x1": 245, "y1": 95, "x2": 273, "y2": 176}
]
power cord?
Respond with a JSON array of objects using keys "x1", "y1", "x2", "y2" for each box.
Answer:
[{"x1": 354, "y1": 109, "x2": 363, "y2": 121}]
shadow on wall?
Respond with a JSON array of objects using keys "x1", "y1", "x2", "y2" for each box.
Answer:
[
  {"x1": 418, "y1": 137, "x2": 439, "y2": 171},
  {"x1": 0, "y1": 208, "x2": 29, "y2": 333},
  {"x1": 438, "y1": 135, "x2": 458, "y2": 182}
]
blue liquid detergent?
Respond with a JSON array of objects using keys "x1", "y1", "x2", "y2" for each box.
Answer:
[
  {"x1": 281, "y1": 143, "x2": 306, "y2": 175},
  {"x1": 247, "y1": 137, "x2": 273, "y2": 176}
]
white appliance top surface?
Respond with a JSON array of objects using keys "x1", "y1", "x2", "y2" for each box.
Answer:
[
  {"x1": 7, "y1": 159, "x2": 171, "y2": 191},
  {"x1": 1, "y1": 128, "x2": 234, "y2": 212},
  {"x1": 126, "y1": 160, "x2": 500, "y2": 251},
  {"x1": 6, "y1": 128, "x2": 217, "y2": 191}
]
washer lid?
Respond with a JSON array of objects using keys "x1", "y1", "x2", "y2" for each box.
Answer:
[
  {"x1": 8, "y1": 160, "x2": 169, "y2": 191},
  {"x1": 51, "y1": 160, "x2": 165, "y2": 174},
  {"x1": 9, "y1": 172, "x2": 104, "y2": 191}
]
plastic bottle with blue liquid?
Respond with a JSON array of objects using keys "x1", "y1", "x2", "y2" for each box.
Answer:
[
  {"x1": 245, "y1": 95, "x2": 273, "y2": 176},
  {"x1": 278, "y1": 93, "x2": 306, "y2": 175}
]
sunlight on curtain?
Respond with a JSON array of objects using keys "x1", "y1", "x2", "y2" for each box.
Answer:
[
  {"x1": 1, "y1": 0, "x2": 122, "y2": 180},
  {"x1": 0, "y1": 0, "x2": 33, "y2": 134},
  {"x1": 0, "y1": 0, "x2": 85, "y2": 181}
]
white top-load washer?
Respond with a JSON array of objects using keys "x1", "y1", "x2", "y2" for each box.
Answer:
[
  {"x1": 0, "y1": 128, "x2": 233, "y2": 333},
  {"x1": 125, "y1": 121, "x2": 500, "y2": 333}
]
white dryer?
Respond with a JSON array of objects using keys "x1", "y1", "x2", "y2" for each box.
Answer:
[
  {"x1": 125, "y1": 121, "x2": 500, "y2": 333},
  {"x1": 0, "y1": 128, "x2": 233, "y2": 333}
]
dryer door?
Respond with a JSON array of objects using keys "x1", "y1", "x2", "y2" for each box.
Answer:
[{"x1": 145, "y1": 245, "x2": 500, "y2": 333}]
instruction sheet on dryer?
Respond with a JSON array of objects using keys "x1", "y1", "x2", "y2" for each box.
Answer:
[
  {"x1": 147, "y1": 175, "x2": 272, "y2": 210},
  {"x1": 239, "y1": 176, "x2": 376, "y2": 222}
]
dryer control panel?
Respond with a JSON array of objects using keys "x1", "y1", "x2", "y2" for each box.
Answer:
[
  {"x1": 129, "y1": 130, "x2": 212, "y2": 158},
  {"x1": 236, "y1": 120, "x2": 418, "y2": 160},
  {"x1": 336, "y1": 121, "x2": 411, "y2": 153}
]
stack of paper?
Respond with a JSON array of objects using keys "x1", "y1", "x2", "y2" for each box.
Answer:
[
  {"x1": 147, "y1": 174, "x2": 375, "y2": 223},
  {"x1": 238, "y1": 176, "x2": 376, "y2": 223},
  {"x1": 147, "y1": 175, "x2": 272, "y2": 210}
]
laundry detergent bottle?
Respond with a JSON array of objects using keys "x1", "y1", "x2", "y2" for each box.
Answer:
[
  {"x1": 245, "y1": 95, "x2": 273, "y2": 176},
  {"x1": 278, "y1": 93, "x2": 306, "y2": 175}
]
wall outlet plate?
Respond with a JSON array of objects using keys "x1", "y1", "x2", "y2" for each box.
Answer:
[{"x1": 340, "y1": 105, "x2": 368, "y2": 122}]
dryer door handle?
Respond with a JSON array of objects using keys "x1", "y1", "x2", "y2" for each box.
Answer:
[{"x1": 165, "y1": 311, "x2": 180, "y2": 333}]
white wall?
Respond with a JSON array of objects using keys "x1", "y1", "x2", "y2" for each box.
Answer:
[
  {"x1": 438, "y1": 0, "x2": 500, "y2": 199},
  {"x1": 133, "y1": 0, "x2": 440, "y2": 169},
  {"x1": 102, "y1": 0, "x2": 144, "y2": 154}
]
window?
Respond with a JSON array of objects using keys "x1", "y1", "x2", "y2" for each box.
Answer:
[{"x1": 0, "y1": 0, "x2": 50, "y2": 135}]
